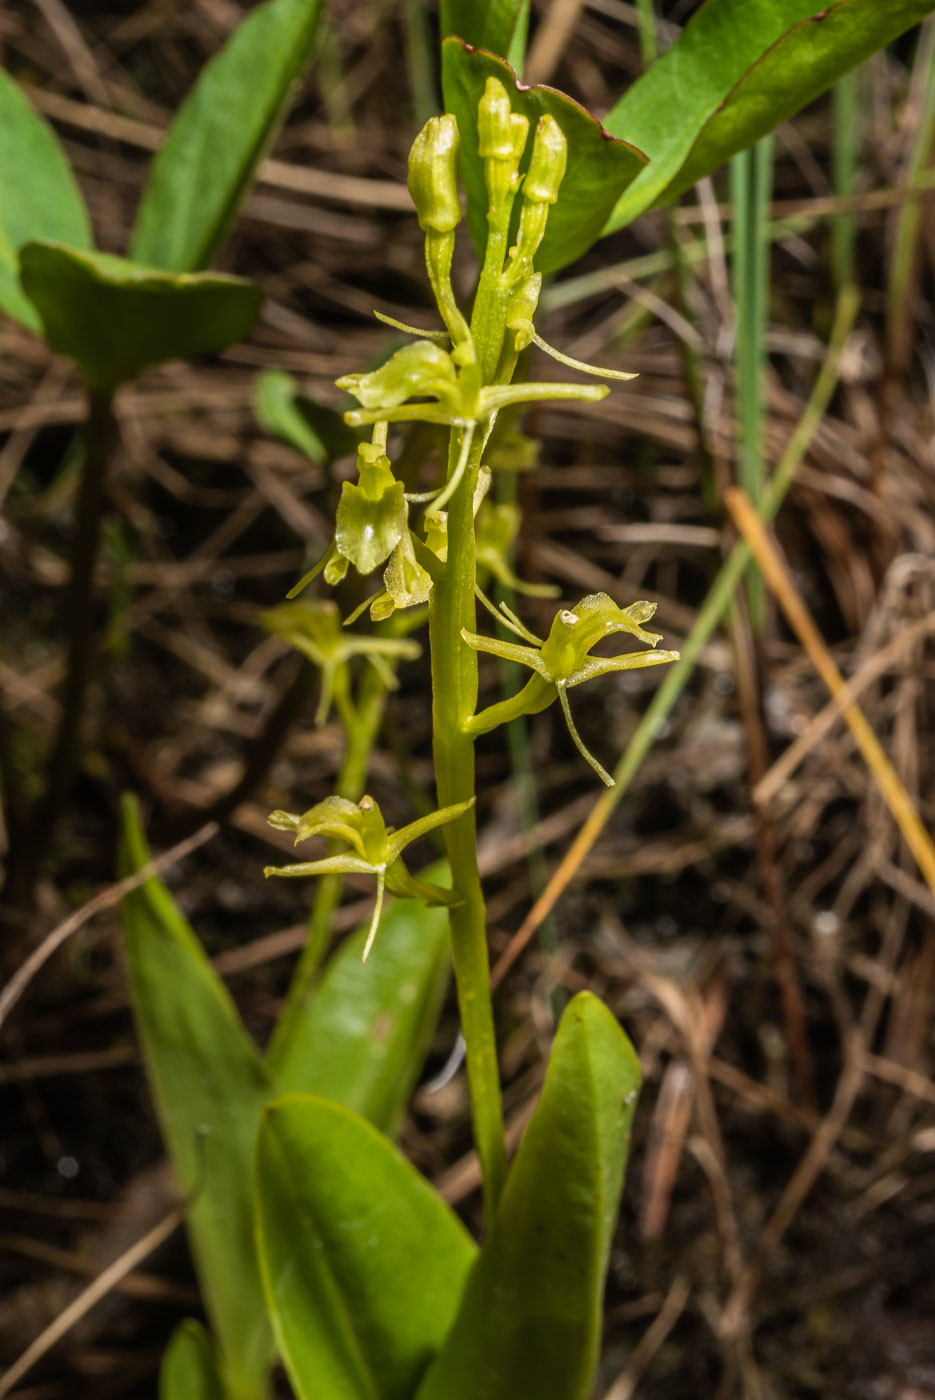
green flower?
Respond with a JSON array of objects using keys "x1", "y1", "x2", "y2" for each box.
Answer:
[
  {"x1": 261, "y1": 599, "x2": 419, "y2": 724},
  {"x1": 264, "y1": 793, "x2": 474, "y2": 959},
  {"x1": 462, "y1": 594, "x2": 679, "y2": 785}
]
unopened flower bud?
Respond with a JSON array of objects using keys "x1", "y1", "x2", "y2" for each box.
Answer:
[
  {"x1": 478, "y1": 79, "x2": 526, "y2": 162},
  {"x1": 408, "y1": 114, "x2": 462, "y2": 233},
  {"x1": 523, "y1": 115, "x2": 567, "y2": 204}
]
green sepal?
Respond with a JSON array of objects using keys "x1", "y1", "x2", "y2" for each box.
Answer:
[
  {"x1": 335, "y1": 473, "x2": 408, "y2": 575},
  {"x1": 0, "y1": 71, "x2": 92, "y2": 331},
  {"x1": 416, "y1": 993, "x2": 641, "y2": 1400},
  {"x1": 19, "y1": 242, "x2": 262, "y2": 389},
  {"x1": 441, "y1": 39, "x2": 646, "y2": 276},
  {"x1": 337, "y1": 340, "x2": 462, "y2": 414},
  {"x1": 159, "y1": 1320, "x2": 225, "y2": 1400},
  {"x1": 255, "y1": 1094, "x2": 478, "y2": 1400}
]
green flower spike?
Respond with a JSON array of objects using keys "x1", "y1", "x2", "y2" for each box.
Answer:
[
  {"x1": 462, "y1": 593, "x2": 680, "y2": 786},
  {"x1": 261, "y1": 599, "x2": 420, "y2": 725},
  {"x1": 264, "y1": 793, "x2": 474, "y2": 960}
]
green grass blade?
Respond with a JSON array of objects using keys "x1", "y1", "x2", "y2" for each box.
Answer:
[{"x1": 730, "y1": 134, "x2": 773, "y2": 631}]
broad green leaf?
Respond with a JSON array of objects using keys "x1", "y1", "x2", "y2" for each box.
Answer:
[
  {"x1": 255, "y1": 368, "x2": 361, "y2": 464},
  {"x1": 131, "y1": 0, "x2": 325, "y2": 271},
  {"x1": 255, "y1": 1095, "x2": 477, "y2": 1400},
  {"x1": 118, "y1": 796, "x2": 275, "y2": 1395},
  {"x1": 159, "y1": 1320, "x2": 225, "y2": 1400},
  {"x1": 19, "y1": 242, "x2": 262, "y2": 389},
  {"x1": 269, "y1": 893, "x2": 451, "y2": 1134},
  {"x1": 441, "y1": 39, "x2": 647, "y2": 276},
  {"x1": 603, "y1": 0, "x2": 935, "y2": 232},
  {"x1": 439, "y1": 0, "x2": 530, "y2": 71},
  {"x1": 416, "y1": 992, "x2": 641, "y2": 1400},
  {"x1": 0, "y1": 71, "x2": 91, "y2": 331}
]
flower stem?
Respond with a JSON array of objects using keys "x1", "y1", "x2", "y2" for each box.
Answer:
[{"x1": 429, "y1": 428, "x2": 507, "y2": 1218}]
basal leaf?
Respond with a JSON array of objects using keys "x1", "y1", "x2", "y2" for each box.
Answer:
[
  {"x1": 254, "y1": 368, "x2": 360, "y2": 464},
  {"x1": 118, "y1": 796, "x2": 275, "y2": 1395},
  {"x1": 0, "y1": 71, "x2": 91, "y2": 331},
  {"x1": 441, "y1": 39, "x2": 646, "y2": 276},
  {"x1": 131, "y1": 0, "x2": 325, "y2": 271},
  {"x1": 19, "y1": 242, "x2": 262, "y2": 388},
  {"x1": 416, "y1": 992, "x2": 641, "y2": 1400},
  {"x1": 603, "y1": 0, "x2": 935, "y2": 231},
  {"x1": 269, "y1": 890, "x2": 451, "y2": 1135},
  {"x1": 159, "y1": 1320, "x2": 225, "y2": 1400},
  {"x1": 439, "y1": 0, "x2": 530, "y2": 71},
  {"x1": 255, "y1": 1095, "x2": 477, "y2": 1400}
]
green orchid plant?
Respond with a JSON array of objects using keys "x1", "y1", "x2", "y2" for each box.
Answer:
[
  {"x1": 250, "y1": 76, "x2": 677, "y2": 1400},
  {"x1": 97, "y1": 3, "x2": 935, "y2": 1395}
]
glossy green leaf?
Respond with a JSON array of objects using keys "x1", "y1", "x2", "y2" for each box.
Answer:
[
  {"x1": 269, "y1": 893, "x2": 450, "y2": 1133},
  {"x1": 416, "y1": 992, "x2": 641, "y2": 1400},
  {"x1": 132, "y1": 0, "x2": 325, "y2": 271},
  {"x1": 603, "y1": 0, "x2": 935, "y2": 232},
  {"x1": 441, "y1": 39, "x2": 647, "y2": 276},
  {"x1": 118, "y1": 796, "x2": 275, "y2": 1394},
  {"x1": 0, "y1": 71, "x2": 92, "y2": 331},
  {"x1": 439, "y1": 0, "x2": 530, "y2": 71},
  {"x1": 19, "y1": 242, "x2": 262, "y2": 388},
  {"x1": 254, "y1": 368, "x2": 360, "y2": 464},
  {"x1": 255, "y1": 1095, "x2": 477, "y2": 1400},
  {"x1": 159, "y1": 1320, "x2": 225, "y2": 1400}
]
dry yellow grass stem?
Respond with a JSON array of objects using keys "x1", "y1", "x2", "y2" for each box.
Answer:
[{"x1": 724, "y1": 486, "x2": 935, "y2": 892}]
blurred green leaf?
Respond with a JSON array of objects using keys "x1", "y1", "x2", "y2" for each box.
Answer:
[
  {"x1": 118, "y1": 796, "x2": 275, "y2": 1395},
  {"x1": 0, "y1": 71, "x2": 92, "y2": 331},
  {"x1": 441, "y1": 39, "x2": 646, "y2": 276},
  {"x1": 131, "y1": 0, "x2": 325, "y2": 271},
  {"x1": 19, "y1": 242, "x2": 262, "y2": 388},
  {"x1": 269, "y1": 892, "x2": 451, "y2": 1135},
  {"x1": 439, "y1": 0, "x2": 530, "y2": 70},
  {"x1": 255, "y1": 1094, "x2": 477, "y2": 1400},
  {"x1": 159, "y1": 1320, "x2": 225, "y2": 1400},
  {"x1": 254, "y1": 368, "x2": 360, "y2": 464},
  {"x1": 603, "y1": 0, "x2": 935, "y2": 231},
  {"x1": 416, "y1": 992, "x2": 641, "y2": 1400}
]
